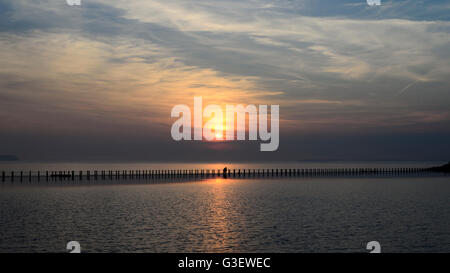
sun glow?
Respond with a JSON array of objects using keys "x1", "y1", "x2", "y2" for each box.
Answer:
[
  {"x1": 171, "y1": 97, "x2": 280, "y2": 150},
  {"x1": 213, "y1": 124, "x2": 225, "y2": 140}
]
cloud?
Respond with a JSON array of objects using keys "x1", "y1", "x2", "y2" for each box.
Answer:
[
  {"x1": 0, "y1": 0, "x2": 449, "y2": 160},
  {"x1": 0, "y1": 31, "x2": 272, "y2": 135}
]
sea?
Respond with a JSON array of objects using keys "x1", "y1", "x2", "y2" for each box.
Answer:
[{"x1": 0, "y1": 161, "x2": 449, "y2": 253}]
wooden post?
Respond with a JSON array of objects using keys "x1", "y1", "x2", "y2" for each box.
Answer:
[{"x1": 1, "y1": 171, "x2": 4, "y2": 182}]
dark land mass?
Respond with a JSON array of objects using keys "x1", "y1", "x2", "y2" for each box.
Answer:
[
  {"x1": 429, "y1": 162, "x2": 450, "y2": 173},
  {"x1": 0, "y1": 155, "x2": 19, "y2": 161}
]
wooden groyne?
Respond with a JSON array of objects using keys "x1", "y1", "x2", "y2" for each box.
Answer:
[{"x1": 1, "y1": 166, "x2": 447, "y2": 183}]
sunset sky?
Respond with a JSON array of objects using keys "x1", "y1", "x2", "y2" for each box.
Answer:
[{"x1": 0, "y1": 0, "x2": 449, "y2": 161}]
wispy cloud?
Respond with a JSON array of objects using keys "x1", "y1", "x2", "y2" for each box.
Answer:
[{"x1": 0, "y1": 0, "x2": 449, "y2": 160}]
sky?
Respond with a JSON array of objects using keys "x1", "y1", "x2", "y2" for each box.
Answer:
[{"x1": 0, "y1": 0, "x2": 449, "y2": 162}]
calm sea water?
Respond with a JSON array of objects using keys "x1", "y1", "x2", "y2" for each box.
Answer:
[{"x1": 0, "y1": 162, "x2": 449, "y2": 253}]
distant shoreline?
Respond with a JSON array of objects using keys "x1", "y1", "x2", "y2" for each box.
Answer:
[
  {"x1": 0, "y1": 155, "x2": 19, "y2": 161},
  {"x1": 429, "y1": 162, "x2": 450, "y2": 173}
]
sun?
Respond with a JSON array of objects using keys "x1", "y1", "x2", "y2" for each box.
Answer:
[
  {"x1": 202, "y1": 112, "x2": 226, "y2": 141},
  {"x1": 213, "y1": 124, "x2": 225, "y2": 140}
]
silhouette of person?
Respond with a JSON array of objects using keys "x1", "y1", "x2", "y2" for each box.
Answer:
[{"x1": 223, "y1": 167, "x2": 228, "y2": 178}]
